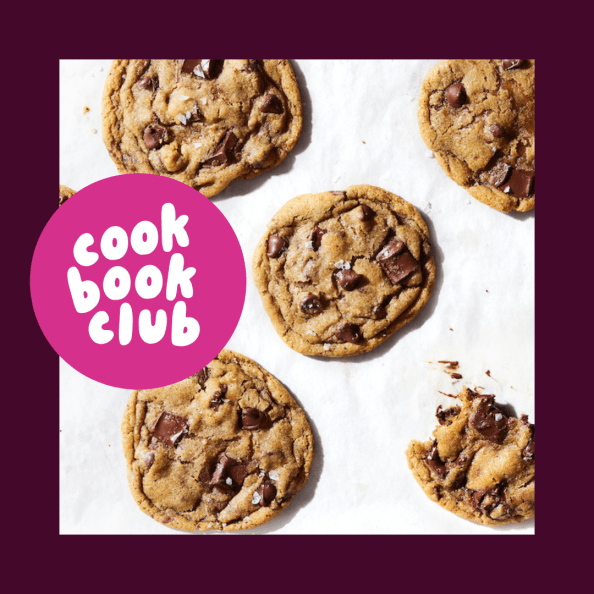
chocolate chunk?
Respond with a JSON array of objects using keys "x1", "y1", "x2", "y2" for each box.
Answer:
[
  {"x1": 500, "y1": 168, "x2": 534, "y2": 197},
  {"x1": 446, "y1": 453, "x2": 468, "y2": 473},
  {"x1": 203, "y1": 130, "x2": 237, "y2": 167},
  {"x1": 450, "y1": 373, "x2": 462, "y2": 380},
  {"x1": 243, "y1": 59, "x2": 260, "y2": 73},
  {"x1": 261, "y1": 94, "x2": 283, "y2": 114},
  {"x1": 311, "y1": 226, "x2": 327, "y2": 251},
  {"x1": 489, "y1": 124, "x2": 505, "y2": 139},
  {"x1": 336, "y1": 269, "x2": 362, "y2": 290},
  {"x1": 267, "y1": 235, "x2": 288, "y2": 258},
  {"x1": 144, "y1": 124, "x2": 168, "y2": 150},
  {"x1": 436, "y1": 405, "x2": 461, "y2": 425},
  {"x1": 426, "y1": 441, "x2": 447, "y2": 479},
  {"x1": 502, "y1": 59, "x2": 524, "y2": 71},
  {"x1": 149, "y1": 412, "x2": 188, "y2": 448},
  {"x1": 378, "y1": 237, "x2": 405, "y2": 260},
  {"x1": 210, "y1": 386, "x2": 227, "y2": 411},
  {"x1": 211, "y1": 454, "x2": 248, "y2": 493},
  {"x1": 330, "y1": 191, "x2": 346, "y2": 197},
  {"x1": 334, "y1": 323, "x2": 361, "y2": 343},
  {"x1": 469, "y1": 483, "x2": 508, "y2": 518},
  {"x1": 187, "y1": 109, "x2": 201, "y2": 123},
  {"x1": 182, "y1": 59, "x2": 223, "y2": 79},
  {"x1": 377, "y1": 238, "x2": 419, "y2": 285},
  {"x1": 470, "y1": 396, "x2": 510, "y2": 443},
  {"x1": 372, "y1": 303, "x2": 387, "y2": 319},
  {"x1": 522, "y1": 437, "x2": 535, "y2": 461},
  {"x1": 446, "y1": 82, "x2": 466, "y2": 108},
  {"x1": 300, "y1": 293, "x2": 322, "y2": 315},
  {"x1": 489, "y1": 162, "x2": 511, "y2": 187},
  {"x1": 359, "y1": 204, "x2": 374, "y2": 221},
  {"x1": 241, "y1": 408, "x2": 269, "y2": 430},
  {"x1": 199, "y1": 468, "x2": 211, "y2": 486},
  {"x1": 256, "y1": 482, "x2": 277, "y2": 506},
  {"x1": 193, "y1": 367, "x2": 209, "y2": 387},
  {"x1": 138, "y1": 75, "x2": 158, "y2": 92},
  {"x1": 182, "y1": 59, "x2": 201, "y2": 74},
  {"x1": 144, "y1": 452, "x2": 155, "y2": 469}
]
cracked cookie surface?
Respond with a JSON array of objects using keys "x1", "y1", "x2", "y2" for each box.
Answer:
[
  {"x1": 102, "y1": 60, "x2": 302, "y2": 198},
  {"x1": 121, "y1": 349, "x2": 313, "y2": 532},
  {"x1": 59, "y1": 184, "x2": 75, "y2": 206},
  {"x1": 406, "y1": 386, "x2": 535, "y2": 525},
  {"x1": 252, "y1": 185, "x2": 435, "y2": 357},
  {"x1": 418, "y1": 60, "x2": 535, "y2": 213}
]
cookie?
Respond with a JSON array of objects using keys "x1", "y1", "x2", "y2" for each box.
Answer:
[
  {"x1": 406, "y1": 386, "x2": 535, "y2": 525},
  {"x1": 121, "y1": 350, "x2": 314, "y2": 531},
  {"x1": 418, "y1": 60, "x2": 535, "y2": 213},
  {"x1": 102, "y1": 60, "x2": 302, "y2": 198},
  {"x1": 252, "y1": 185, "x2": 435, "y2": 357},
  {"x1": 59, "y1": 184, "x2": 75, "y2": 206}
]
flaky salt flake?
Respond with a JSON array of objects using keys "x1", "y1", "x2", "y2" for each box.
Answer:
[
  {"x1": 225, "y1": 477, "x2": 233, "y2": 486},
  {"x1": 176, "y1": 113, "x2": 187, "y2": 125},
  {"x1": 251, "y1": 491, "x2": 262, "y2": 505},
  {"x1": 201, "y1": 98, "x2": 207, "y2": 104},
  {"x1": 268, "y1": 470, "x2": 279, "y2": 481},
  {"x1": 193, "y1": 65, "x2": 206, "y2": 78},
  {"x1": 179, "y1": 94, "x2": 190, "y2": 100},
  {"x1": 305, "y1": 241, "x2": 314, "y2": 249},
  {"x1": 259, "y1": 470, "x2": 266, "y2": 477},
  {"x1": 323, "y1": 344, "x2": 330, "y2": 351},
  {"x1": 503, "y1": 187, "x2": 511, "y2": 194},
  {"x1": 334, "y1": 260, "x2": 351, "y2": 270},
  {"x1": 193, "y1": 141, "x2": 203, "y2": 147},
  {"x1": 494, "y1": 413, "x2": 503, "y2": 421}
]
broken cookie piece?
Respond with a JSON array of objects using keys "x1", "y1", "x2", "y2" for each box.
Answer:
[
  {"x1": 406, "y1": 386, "x2": 534, "y2": 525},
  {"x1": 59, "y1": 184, "x2": 76, "y2": 206}
]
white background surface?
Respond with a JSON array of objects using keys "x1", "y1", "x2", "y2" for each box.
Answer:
[{"x1": 59, "y1": 60, "x2": 534, "y2": 535}]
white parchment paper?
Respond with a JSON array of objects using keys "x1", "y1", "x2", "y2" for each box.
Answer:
[{"x1": 59, "y1": 60, "x2": 534, "y2": 535}]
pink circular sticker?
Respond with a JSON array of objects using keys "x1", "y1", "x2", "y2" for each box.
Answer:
[{"x1": 31, "y1": 174, "x2": 245, "y2": 389}]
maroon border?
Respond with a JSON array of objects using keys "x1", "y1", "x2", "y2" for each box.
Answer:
[{"x1": 11, "y1": 14, "x2": 563, "y2": 587}]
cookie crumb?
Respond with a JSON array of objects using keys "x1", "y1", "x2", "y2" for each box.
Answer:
[
  {"x1": 83, "y1": 106, "x2": 90, "y2": 114},
  {"x1": 91, "y1": 128, "x2": 97, "y2": 134}
]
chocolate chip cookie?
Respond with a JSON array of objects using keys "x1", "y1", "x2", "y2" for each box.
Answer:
[
  {"x1": 102, "y1": 60, "x2": 302, "y2": 198},
  {"x1": 252, "y1": 185, "x2": 436, "y2": 357},
  {"x1": 121, "y1": 350, "x2": 314, "y2": 531},
  {"x1": 406, "y1": 386, "x2": 535, "y2": 525},
  {"x1": 59, "y1": 184, "x2": 75, "y2": 206},
  {"x1": 418, "y1": 60, "x2": 535, "y2": 213}
]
